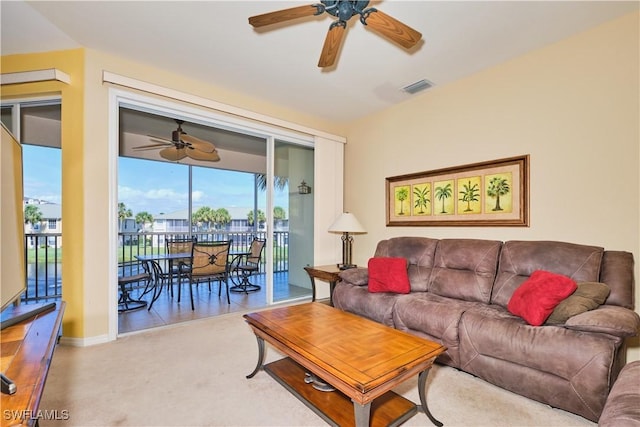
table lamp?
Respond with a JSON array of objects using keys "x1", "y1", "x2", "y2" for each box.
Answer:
[{"x1": 328, "y1": 212, "x2": 366, "y2": 270}]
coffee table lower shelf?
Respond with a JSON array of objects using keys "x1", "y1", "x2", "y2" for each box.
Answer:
[{"x1": 264, "y1": 357, "x2": 418, "y2": 427}]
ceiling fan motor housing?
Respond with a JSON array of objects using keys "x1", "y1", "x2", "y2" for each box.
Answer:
[
  {"x1": 322, "y1": 1, "x2": 370, "y2": 21},
  {"x1": 172, "y1": 119, "x2": 185, "y2": 143}
]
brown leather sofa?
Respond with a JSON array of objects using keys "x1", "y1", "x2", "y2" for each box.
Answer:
[
  {"x1": 599, "y1": 360, "x2": 640, "y2": 426},
  {"x1": 333, "y1": 237, "x2": 640, "y2": 422}
]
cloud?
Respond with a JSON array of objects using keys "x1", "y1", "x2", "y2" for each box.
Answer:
[
  {"x1": 192, "y1": 190, "x2": 204, "y2": 202},
  {"x1": 118, "y1": 185, "x2": 189, "y2": 214},
  {"x1": 145, "y1": 188, "x2": 186, "y2": 200}
]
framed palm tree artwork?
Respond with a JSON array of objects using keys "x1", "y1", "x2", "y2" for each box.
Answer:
[{"x1": 386, "y1": 155, "x2": 529, "y2": 226}]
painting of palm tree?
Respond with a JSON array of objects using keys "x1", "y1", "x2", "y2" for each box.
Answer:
[
  {"x1": 458, "y1": 177, "x2": 481, "y2": 213},
  {"x1": 434, "y1": 180, "x2": 454, "y2": 215},
  {"x1": 412, "y1": 183, "x2": 431, "y2": 215},
  {"x1": 486, "y1": 173, "x2": 512, "y2": 212},
  {"x1": 386, "y1": 155, "x2": 527, "y2": 226},
  {"x1": 395, "y1": 186, "x2": 410, "y2": 215}
]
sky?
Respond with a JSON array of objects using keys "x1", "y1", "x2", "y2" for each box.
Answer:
[{"x1": 23, "y1": 146, "x2": 289, "y2": 219}]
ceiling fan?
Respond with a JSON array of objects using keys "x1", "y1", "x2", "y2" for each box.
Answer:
[
  {"x1": 133, "y1": 119, "x2": 220, "y2": 162},
  {"x1": 248, "y1": 1, "x2": 422, "y2": 68}
]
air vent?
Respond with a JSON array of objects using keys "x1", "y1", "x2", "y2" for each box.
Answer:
[{"x1": 401, "y1": 79, "x2": 434, "y2": 95}]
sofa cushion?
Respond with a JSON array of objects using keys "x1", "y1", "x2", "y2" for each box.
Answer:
[
  {"x1": 546, "y1": 282, "x2": 610, "y2": 325},
  {"x1": 393, "y1": 293, "x2": 484, "y2": 367},
  {"x1": 338, "y1": 267, "x2": 368, "y2": 286},
  {"x1": 367, "y1": 257, "x2": 410, "y2": 294},
  {"x1": 492, "y1": 241, "x2": 603, "y2": 308},
  {"x1": 374, "y1": 237, "x2": 438, "y2": 292},
  {"x1": 507, "y1": 270, "x2": 577, "y2": 326},
  {"x1": 332, "y1": 282, "x2": 398, "y2": 327},
  {"x1": 429, "y1": 239, "x2": 502, "y2": 303}
]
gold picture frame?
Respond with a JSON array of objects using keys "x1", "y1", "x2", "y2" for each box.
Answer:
[{"x1": 386, "y1": 155, "x2": 529, "y2": 227}]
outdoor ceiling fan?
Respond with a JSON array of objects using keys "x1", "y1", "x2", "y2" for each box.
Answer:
[
  {"x1": 133, "y1": 119, "x2": 220, "y2": 162},
  {"x1": 248, "y1": 0, "x2": 422, "y2": 68}
]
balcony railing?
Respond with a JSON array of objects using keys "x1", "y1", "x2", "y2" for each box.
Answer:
[{"x1": 22, "y1": 231, "x2": 289, "y2": 302}]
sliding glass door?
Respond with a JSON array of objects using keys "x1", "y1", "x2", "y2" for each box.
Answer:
[
  {"x1": 272, "y1": 140, "x2": 314, "y2": 302},
  {"x1": 116, "y1": 100, "x2": 316, "y2": 331}
]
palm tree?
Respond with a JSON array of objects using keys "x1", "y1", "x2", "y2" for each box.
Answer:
[
  {"x1": 255, "y1": 174, "x2": 288, "y2": 191},
  {"x1": 396, "y1": 187, "x2": 409, "y2": 215},
  {"x1": 273, "y1": 206, "x2": 286, "y2": 221},
  {"x1": 118, "y1": 202, "x2": 132, "y2": 232},
  {"x1": 213, "y1": 208, "x2": 231, "y2": 229},
  {"x1": 247, "y1": 209, "x2": 266, "y2": 226},
  {"x1": 24, "y1": 204, "x2": 43, "y2": 230},
  {"x1": 413, "y1": 186, "x2": 430, "y2": 214},
  {"x1": 459, "y1": 180, "x2": 480, "y2": 212},
  {"x1": 487, "y1": 177, "x2": 510, "y2": 211},
  {"x1": 135, "y1": 211, "x2": 154, "y2": 231},
  {"x1": 435, "y1": 183, "x2": 453, "y2": 213},
  {"x1": 192, "y1": 206, "x2": 215, "y2": 231}
]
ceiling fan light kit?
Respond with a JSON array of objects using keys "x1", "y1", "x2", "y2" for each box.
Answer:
[
  {"x1": 249, "y1": 1, "x2": 422, "y2": 68},
  {"x1": 132, "y1": 119, "x2": 220, "y2": 162}
]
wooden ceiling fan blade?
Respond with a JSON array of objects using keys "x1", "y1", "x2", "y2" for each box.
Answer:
[
  {"x1": 160, "y1": 147, "x2": 187, "y2": 161},
  {"x1": 147, "y1": 134, "x2": 173, "y2": 143},
  {"x1": 364, "y1": 9, "x2": 422, "y2": 49},
  {"x1": 249, "y1": 4, "x2": 321, "y2": 28},
  {"x1": 186, "y1": 148, "x2": 220, "y2": 162},
  {"x1": 133, "y1": 143, "x2": 171, "y2": 150},
  {"x1": 318, "y1": 24, "x2": 345, "y2": 68},
  {"x1": 180, "y1": 134, "x2": 216, "y2": 153}
]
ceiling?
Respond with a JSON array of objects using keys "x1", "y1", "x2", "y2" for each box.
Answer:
[{"x1": 2, "y1": 1, "x2": 638, "y2": 127}]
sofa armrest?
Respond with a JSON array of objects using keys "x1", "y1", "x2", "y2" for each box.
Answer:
[
  {"x1": 338, "y1": 267, "x2": 369, "y2": 286},
  {"x1": 599, "y1": 361, "x2": 640, "y2": 426},
  {"x1": 564, "y1": 305, "x2": 640, "y2": 337}
]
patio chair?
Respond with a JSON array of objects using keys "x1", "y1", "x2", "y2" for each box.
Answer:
[
  {"x1": 165, "y1": 236, "x2": 196, "y2": 298},
  {"x1": 231, "y1": 238, "x2": 266, "y2": 294},
  {"x1": 185, "y1": 240, "x2": 233, "y2": 310},
  {"x1": 117, "y1": 261, "x2": 153, "y2": 312}
]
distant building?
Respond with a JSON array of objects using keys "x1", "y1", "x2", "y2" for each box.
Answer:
[{"x1": 23, "y1": 198, "x2": 61, "y2": 248}]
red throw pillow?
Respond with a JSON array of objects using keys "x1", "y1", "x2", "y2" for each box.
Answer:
[
  {"x1": 508, "y1": 270, "x2": 577, "y2": 326},
  {"x1": 368, "y1": 257, "x2": 410, "y2": 294}
]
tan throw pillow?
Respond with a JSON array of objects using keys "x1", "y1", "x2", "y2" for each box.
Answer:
[{"x1": 545, "y1": 282, "x2": 610, "y2": 325}]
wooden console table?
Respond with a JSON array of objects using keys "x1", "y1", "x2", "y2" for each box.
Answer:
[{"x1": 1, "y1": 301, "x2": 65, "y2": 427}]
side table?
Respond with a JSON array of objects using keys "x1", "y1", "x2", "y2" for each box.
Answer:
[{"x1": 303, "y1": 264, "x2": 342, "y2": 305}]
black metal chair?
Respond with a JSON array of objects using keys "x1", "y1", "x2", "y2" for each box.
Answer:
[
  {"x1": 117, "y1": 262, "x2": 153, "y2": 312},
  {"x1": 184, "y1": 240, "x2": 233, "y2": 310},
  {"x1": 231, "y1": 238, "x2": 266, "y2": 294}
]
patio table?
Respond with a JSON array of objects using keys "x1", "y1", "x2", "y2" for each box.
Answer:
[{"x1": 135, "y1": 252, "x2": 191, "y2": 310}]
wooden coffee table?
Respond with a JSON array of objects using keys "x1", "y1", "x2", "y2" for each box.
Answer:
[{"x1": 244, "y1": 303, "x2": 445, "y2": 427}]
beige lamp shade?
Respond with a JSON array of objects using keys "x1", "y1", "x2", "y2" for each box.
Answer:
[{"x1": 328, "y1": 212, "x2": 366, "y2": 233}]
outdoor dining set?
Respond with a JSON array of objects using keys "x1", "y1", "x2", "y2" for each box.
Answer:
[{"x1": 117, "y1": 237, "x2": 266, "y2": 312}]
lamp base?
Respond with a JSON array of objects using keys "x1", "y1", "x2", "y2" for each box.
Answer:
[{"x1": 337, "y1": 263, "x2": 357, "y2": 270}]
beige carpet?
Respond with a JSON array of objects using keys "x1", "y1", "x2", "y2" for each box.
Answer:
[{"x1": 40, "y1": 308, "x2": 596, "y2": 427}]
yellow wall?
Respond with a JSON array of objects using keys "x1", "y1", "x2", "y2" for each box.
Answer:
[
  {"x1": 1, "y1": 49, "x2": 85, "y2": 338},
  {"x1": 344, "y1": 12, "x2": 640, "y2": 360}
]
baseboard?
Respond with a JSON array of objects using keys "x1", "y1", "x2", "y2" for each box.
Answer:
[{"x1": 59, "y1": 334, "x2": 110, "y2": 347}]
